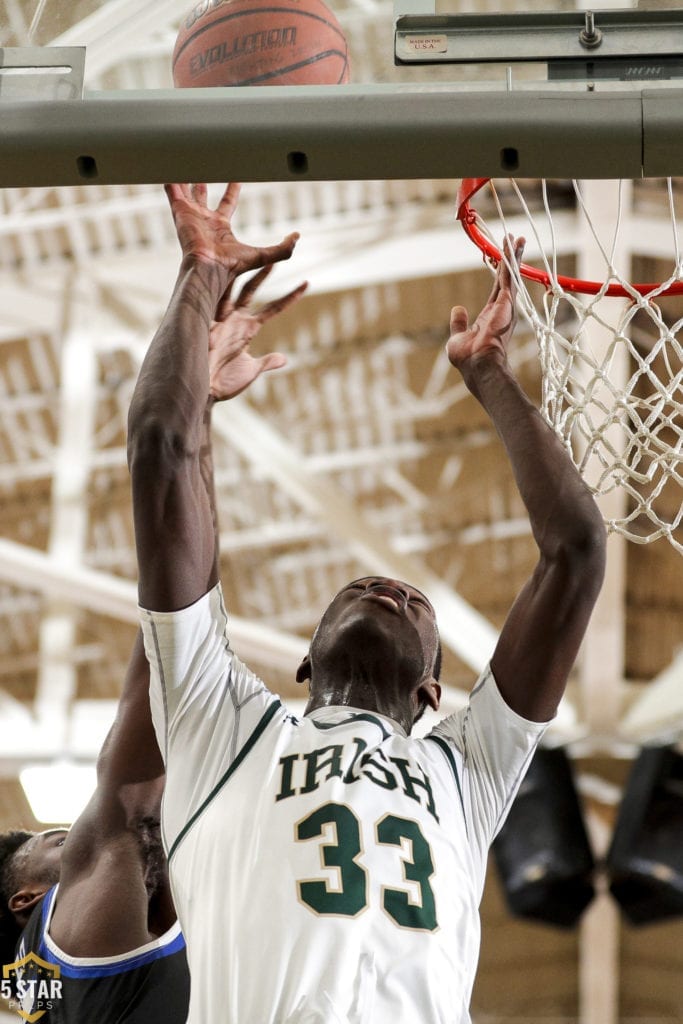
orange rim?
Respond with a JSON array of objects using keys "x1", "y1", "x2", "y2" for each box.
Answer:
[{"x1": 456, "y1": 177, "x2": 683, "y2": 298}]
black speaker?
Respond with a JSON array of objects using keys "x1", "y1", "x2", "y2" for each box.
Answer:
[
  {"x1": 492, "y1": 746, "x2": 596, "y2": 927},
  {"x1": 607, "y1": 745, "x2": 683, "y2": 925}
]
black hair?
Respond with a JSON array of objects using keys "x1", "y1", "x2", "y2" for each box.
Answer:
[{"x1": 0, "y1": 830, "x2": 34, "y2": 969}]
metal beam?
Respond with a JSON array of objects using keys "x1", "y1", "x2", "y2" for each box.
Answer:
[
  {"x1": 579, "y1": 809, "x2": 621, "y2": 1024},
  {"x1": 575, "y1": 181, "x2": 628, "y2": 742},
  {"x1": 395, "y1": 8, "x2": 683, "y2": 69},
  {"x1": 0, "y1": 86, "x2": 654, "y2": 186},
  {"x1": 0, "y1": 538, "x2": 308, "y2": 673},
  {"x1": 574, "y1": 179, "x2": 628, "y2": 1024},
  {"x1": 33, "y1": 272, "x2": 98, "y2": 744}
]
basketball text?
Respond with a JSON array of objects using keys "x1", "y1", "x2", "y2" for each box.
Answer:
[{"x1": 189, "y1": 27, "x2": 297, "y2": 78}]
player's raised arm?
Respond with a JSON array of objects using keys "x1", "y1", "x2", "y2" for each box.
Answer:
[
  {"x1": 447, "y1": 236, "x2": 606, "y2": 723},
  {"x1": 47, "y1": 631, "x2": 172, "y2": 956},
  {"x1": 127, "y1": 183, "x2": 300, "y2": 613}
]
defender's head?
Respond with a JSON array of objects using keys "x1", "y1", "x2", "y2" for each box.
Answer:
[{"x1": 0, "y1": 828, "x2": 67, "y2": 964}]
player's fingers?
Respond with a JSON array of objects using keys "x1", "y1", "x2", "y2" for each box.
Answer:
[
  {"x1": 234, "y1": 233, "x2": 300, "y2": 278},
  {"x1": 256, "y1": 352, "x2": 288, "y2": 376},
  {"x1": 217, "y1": 182, "x2": 242, "y2": 219},
  {"x1": 164, "y1": 183, "x2": 186, "y2": 203},
  {"x1": 513, "y1": 235, "x2": 525, "y2": 267},
  {"x1": 214, "y1": 281, "x2": 236, "y2": 322},
  {"x1": 259, "y1": 282, "x2": 308, "y2": 322},
  {"x1": 499, "y1": 236, "x2": 525, "y2": 309},
  {"x1": 500, "y1": 235, "x2": 524, "y2": 285},
  {"x1": 257, "y1": 232, "x2": 300, "y2": 266},
  {"x1": 449, "y1": 305, "x2": 469, "y2": 336},
  {"x1": 484, "y1": 257, "x2": 503, "y2": 303},
  {"x1": 236, "y1": 266, "x2": 273, "y2": 308},
  {"x1": 191, "y1": 183, "x2": 208, "y2": 207},
  {"x1": 498, "y1": 245, "x2": 511, "y2": 286},
  {"x1": 495, "y1": 235, "x2": 520, "y2": 291},
  {"x1": 503, "y1": 234, "x2": 524, "y2": 261}
]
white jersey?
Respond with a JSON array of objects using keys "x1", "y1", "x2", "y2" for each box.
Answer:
[{"x1": 140, "y1": 584, "x2": 547, "y2": 1024}]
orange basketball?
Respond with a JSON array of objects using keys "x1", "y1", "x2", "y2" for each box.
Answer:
[{"x1": 173, "y1": 0, "x2": 350, "y2": 88}]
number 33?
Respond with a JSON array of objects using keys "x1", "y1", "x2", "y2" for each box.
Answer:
[{"x1": 295, "y1": 802, "x2": 438, "y2": 931}]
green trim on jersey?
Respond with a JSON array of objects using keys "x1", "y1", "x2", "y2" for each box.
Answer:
[
  {"x1": 168, "y1": 698, "x2": 282, "y2": 863},
  {"x1": 309, "y1": 712, "x2": 391, "y2": 740},
  {"x1": 426, "y1": 734, "x2": 467, "y2": 829}
]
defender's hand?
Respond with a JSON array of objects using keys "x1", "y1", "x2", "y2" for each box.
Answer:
[{"x1": 208, "y1": 266, "x2": 307, "y2": 401}]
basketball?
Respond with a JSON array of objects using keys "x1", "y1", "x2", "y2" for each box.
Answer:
[{"x1": 173, "y1": 0, "x2": 350, "y2": 88}]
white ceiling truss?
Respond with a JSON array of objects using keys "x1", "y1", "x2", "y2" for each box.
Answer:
[{"x1": 1, "y1": 172, "x2": 681, "y2": 758}]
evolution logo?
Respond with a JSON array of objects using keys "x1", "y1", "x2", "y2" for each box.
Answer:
[{"x1": 189, "y1": 27, "x2": 297, "y2": 78}]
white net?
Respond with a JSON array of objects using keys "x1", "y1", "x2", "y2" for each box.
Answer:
[{"x1": 460, "y1": 178, "x2": 683, "y2": 553}]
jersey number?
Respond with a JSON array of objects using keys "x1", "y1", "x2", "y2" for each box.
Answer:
[{"x1": 295, "y1": 802, "x2": 437, "y2": 931}]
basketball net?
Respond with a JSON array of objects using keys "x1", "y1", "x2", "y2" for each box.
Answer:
[{"x1": 457, "y1": 178, "x2": 683, "y2": 554}]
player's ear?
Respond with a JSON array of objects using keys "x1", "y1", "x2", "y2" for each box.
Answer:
[
  {"x1": 419, "y1": 677, "x2": 441, "y2": 712},
  {"x1": 8, "y1": 886, "x2": 47, "y2": 923},
  {"x1": 296, "y1": 653, "x2": 312, "y2": 684}
]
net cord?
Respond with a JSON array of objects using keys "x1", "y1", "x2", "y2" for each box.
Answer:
[{"x1": 457, "y1": 178, "x2": 683, "y2": 553}]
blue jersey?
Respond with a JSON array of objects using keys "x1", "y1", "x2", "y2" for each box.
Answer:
[{"x1": 14, "y1": 886, "x2": 189, "y2": 1024}]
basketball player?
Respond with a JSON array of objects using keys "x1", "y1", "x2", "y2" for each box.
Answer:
[
  {"x1": 0, "y1": 255, "x2": 304, "y2": 1023},
  {"x1": 0, "y1": 633, "x2": 190, "y2": 1023},
  {"x1": 127, "y1": 182, "x2": 606, "y2": 1024}
]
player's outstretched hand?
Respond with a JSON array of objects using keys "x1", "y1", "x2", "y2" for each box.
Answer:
[
  {"x1": 165, "y1": 182, "x2": 300, "y2": 280},
  {"x1": 208, "y1": 265, "x2": 307, "y2": 401},
  {"x1": 446, "y1": 235, "x2": 524, "y2": 373}
]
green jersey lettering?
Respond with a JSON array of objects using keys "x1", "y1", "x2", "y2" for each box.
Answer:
[
  {"x1": 300, "y1": 744, "x2": 345, "y2": 794},
  {"x1": 360, "y1": 747, "x2": 398, "y2": 790},
  {"x1": 275, "y1": 753, "x2": 301, "y2": 801},
  {"x1": 390, "y1": 757, "x2": 439, "y2": 823}
]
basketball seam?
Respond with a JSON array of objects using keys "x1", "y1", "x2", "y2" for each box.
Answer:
[{"x1": 173, "y1": 6, "x2": 347, "y2": 69}]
